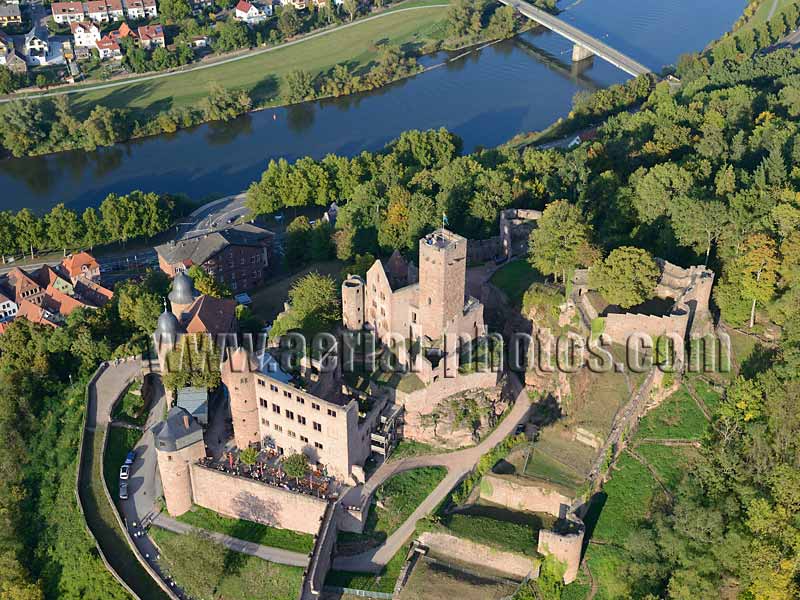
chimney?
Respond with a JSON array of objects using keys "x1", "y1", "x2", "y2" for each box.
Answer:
[{"x1": 183, "y1": 414, "x2": 190, "y2": 429}]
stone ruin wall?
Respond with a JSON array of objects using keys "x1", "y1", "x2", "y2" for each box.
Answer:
[
  {"x1": 417, "y1": 531, "x2": 539, "y2": 580},
  {"x1": 189, "y1": 463, "x2": 327, "y2": 535},
  {"x1": 602, "y1": 312, "x2": 689, "y2": 346},
  {"x1": 479, "y1": 473, "x2": 573, "y2": 518},
  {"x1": 537, "y1": 527, "x2": 584, "y2": 584}
]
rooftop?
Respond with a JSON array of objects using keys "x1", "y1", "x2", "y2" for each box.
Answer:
[
  {"x1": 152, "y1": 406, "x2": 204, "y2": 452},
  {"x1": 155, "y1": 223, "x2": 272, "y2": 267}
]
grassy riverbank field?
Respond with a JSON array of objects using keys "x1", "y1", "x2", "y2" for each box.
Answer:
[{"x1": 40, "y1": 1, "x2": 450, "y2": 121}]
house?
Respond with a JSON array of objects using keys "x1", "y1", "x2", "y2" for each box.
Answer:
[
  {"x1": 16, "y1": 299, "x2": 59, "y2": 328},
  {"x1": 51, "y1": 1, "x2": 86, "y2": 24},
  {"x1": 189, "y1": 0, "x2": 213, "y2": 12},
  {"x1": 6, "y1": 267, "x2": 44, "y2": 306},
  {"x1": 70, "y1": 21, "x2": 101, "y2": 47},
  {"x1": 123, "y1": 0, "x2": 157, "y2": 19},
  {"x1": 95, "y1": 34, "x2": 121, "y2": 59},
  {"x1": 61, "y1": 251, "x2": 101, "y2": 282},
  {"x1": 0, "y1": 3, "x2": 21, "y2": 25},
  {"x1": 279, "y1": 0, "x2": 306, "y2": 10},
  {"x1": 106, "y1": 0, "x2": 125, "y2": 20},
  {"x1": 0, "y1": 291, "x2": 17, "y2": 321},
  {"x1": 109, "y1": 21, "x2": 136, "y2": 42},
  {"x1": 73, "y1": 277, "x2": 113, "y2": 306},
  {"x1": 137, "y1": 23, "x2": 164, "y2": 49},
  {"x1": 234, "y1": 0, "x2": 267, "y2": 24},
  {"x1": 34, "y1": 264, "x2": 74, "y2": 296},
  {"x1": 0, "y1": 31, "x2": 26, "y2": 73},
  {"x1": 190, "y1": 35, "x2": 208, "y2": 48},
  {"x1": 155, "y1": 223, "x2": 274, "y2": 292},
  {"x1": 23, "y1": 26, "x2": 50, "y2": 66},
  {"x1": 85, "y1": 0, "x2": 110, "y2": 21}
]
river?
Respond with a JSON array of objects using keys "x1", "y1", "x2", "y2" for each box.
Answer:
[{"x1": 0, "y1": 0, "x2": 745, "y2": 213}]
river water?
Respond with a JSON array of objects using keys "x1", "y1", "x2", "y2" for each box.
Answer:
[{"x1": 0, "y1": 0, "x2": 745, "y2": 213}]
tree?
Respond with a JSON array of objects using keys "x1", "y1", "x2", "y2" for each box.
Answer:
[
  {"x1": 187, "y1": 265, "x2": 231, "y2": 298},
  {"x1": 0, "y1": 211, "x2": 18, "y2": 260},
  {"x1": 589, "y1": 246, "x2": 659, "y2": 308},
  {"x1": 0, "y1": 65, "x2": 22, "y2": 95},
  {"x1": 162, "y1": 333, "x2": 221, "y2": 390},
  {"x1": 342, "y1": 0, "x2": 357, "y2": 21},
  {"x1": 284, "y1": 69, "x2": 315, "y2": 103},
  {"x1": 269, "y1": 272, "x2": 340, "y2": 340},
  {"x1": 116, "y1": 279, "x2": 164, "y2": 335},
  {"x1": 215, "y1": 19, "x2": 250, "y2": 52},
  {"x1": 159, "y1": 0, "x2": 191, "y2": 21},
  {"x1": 239, "y1": 446, "x2": 258, "y2": 466},
  {"x1": 731, "y1": 233, "x2": 779, "y2": 328},
  {"x1": 279, "y1": 4, "x2": 302, "y2": 37},
  {"x1": 670, "y1": 198, "x2": 729, "y2": 264},
  {"x1": 282, "y1": 452, "x2": 309, "y2": 478},
  {"x1": 285, "y1": 215, "x2": 312, "y2": 267},
  {"x1": 81, "y1": 207, "x2": 107, "y2": 250},
  {"x1": 35, "y1": 74, "x2": 47, "y2": 90},
  {"x1": 46, "y1": 203, "x2": 84, "y2": 255},
  {"x1": 528, "y1": 199, "x2": 595, "y2": 283},
  {"x1": 14, "y1": 208, "x2": 45, "y2": 259},
  {"x1": 0, "y1": 100, "x2": 48, "y2": 157}
]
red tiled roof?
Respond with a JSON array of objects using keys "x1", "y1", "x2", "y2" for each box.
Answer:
[
  {"x1": 96, "y1": 35, "x2": 120, "y2": 51},
  {"x1": 43, "y1": 286, "x2": 90, "y2": 317},
  {"x1": 236, "y1": 0, "x2": 253, "y2": 11},
  {"x1": 106, "y1": 0, "x2": 124, "y2": 9},
  {"x1": 7, "y1": 267, "x2": 41, "y2": 302},
  {"x1": 137, "y1": 24, "x2": 164, "y2": 41},
  {"x1": 16, "y1": 299, "x2": 57, "y2": 328},
  {"x1": 52, "y1": 2, "x2": 85, "y2": 15},
  {"x1": 61, "y1": 251, "x2": 100, "y2": 278},
  {"x1": 69, "y1": 20, "x2": 96, "y2": 33},
  {"x1": 183, "y1": 295, "x2": 236, "y2": 336},
  {"x1": 85, "y1": 0, "x2": 107, "y2": 12}
]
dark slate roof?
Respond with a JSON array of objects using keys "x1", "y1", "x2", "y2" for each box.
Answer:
[
  {"x1": 152, "y1": 406, "x2": 204, "y2": 452},
  {"x1": 155, "y1": 224, "x2": 272, "y2": 267},
  {"x1": 155, "y1": 308, "x2": 181, "y2": 338},
  {"x1": 176, "y1": 387, "x2": 208, "y2": 425},
  {"x1": 168, "y1": 271, "x2": 196, "y2": 305}
]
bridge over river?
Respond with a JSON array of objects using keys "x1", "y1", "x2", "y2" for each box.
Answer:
[{"x1": 499, "y1": 0, "x2": 652, "y2": 77}]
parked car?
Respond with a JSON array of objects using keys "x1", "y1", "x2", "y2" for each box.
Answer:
[
  {"x1": 125, "y1": 450, "x2": 136, "y2": 465},
  {"x1": 119, "y1": 464, "x2": 130, "y2": 480},
  {"x1": 119, "y1": 482, "x2": 128, "y2": 500},
  {"x1": 226, "y1": 216, "x2": 236, "y2": 224},
  {"x1": 515, "y1": 423, "x2": 526, "y2": 435}
]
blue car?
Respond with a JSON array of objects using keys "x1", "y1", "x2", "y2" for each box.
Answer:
[{"x1": 125, "y1": 451, "x2": 136, "y2": 465}]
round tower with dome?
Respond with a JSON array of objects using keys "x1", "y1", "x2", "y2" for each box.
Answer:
[{"x1": 168, "y1": 271, "x2": 197, "y2": 320}]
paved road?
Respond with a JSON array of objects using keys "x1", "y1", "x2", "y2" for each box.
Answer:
[
  {"x1": 333, "y1": 373, "x2": 531, "y2": 573},
  {"x1": 501, "y1": 0, "x2": 651, "y2": 76},
  {"x1": 152, "y1": 514, "x2": 311, "y2": 568},
  {"x1": 1, "y1": 3, "x2": 448, "y2": 103}
]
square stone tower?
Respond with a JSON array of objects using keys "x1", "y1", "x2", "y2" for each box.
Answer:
[{"x1": 418, "y1": 228, "x2": 466, "y2": 341}]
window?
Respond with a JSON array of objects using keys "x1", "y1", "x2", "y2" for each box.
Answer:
[
  {"x1": 297, "y1": 415, "x2": 306, "y2": 425},
  {"x1": 312, "y1": 402, "x2": 320, "y2": 411},
  {"x1": 314, "y1": 442, "x2": 324, "y2": 450},
  {"x1": 300, "y1": 435, "x2": 309, "y2": 443},
  {"x1": 327, "y1": 409, "x2": 337, "y2": 418},
  {"x1": 274, "y1": 424, "x2": 282, "y2": 432},
  {"x1": 412, "y1": 312, "x2": 417, "y2": 323},
  {"x1": 296, "y1": 396, "x2": 305, "y2": 405},
  {"x1": 259, "y1": 398, "x2": 268, "y2": 408},
  {"x1": 288, "y1": 431, "x2": 296, "y2": 438},
  {"x1": 270, "y1": 384, "x2": 278, "y2": 392},
  {"x1": 261, "y1": 418, "x2": 269, "y2": 425},
  {"x1": 286, "y1": 410, "x2": 294, "y2": 420},
  {"x1": 272, "y1": 404, "x2": 281, "y2": 414},
  {"x1": 283, "y1": 390, "x2": 292, "y2": 398},
  {"x1": 257, "y1": 379, "x2": 265, "y2": 387},
  {"x1": 313, "y1": 422, "x2": 322, "y2": 432}
]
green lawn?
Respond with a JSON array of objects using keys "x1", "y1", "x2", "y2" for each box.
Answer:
[
  {"x1": 591, "y1": 452, "x2": 659, "y2": 543},
  {"x1": 489, "y1": 260, "x2": 545, "y2": 307},
  {"x1": 389, "y1": 439, "x2": 446, "y2": 461},
  {"x1": 52, "y1": 4, "x2": 449, "y2": 120},
  {"x1": 635, "y1": 443, "x2": 698, "y2": 491},
  {"x1": 110, "y1": 381, "x2": 148, "y2": 427},
  {"x1": 176, "y1": 505, "x2": 314, "y2": 554},
  {"x1": 439, "y1": 505, "x2": 552, "y2": 557},
  {"x1": 103, "y1": 426, "x2": 142, "y2": 500},
  {"x1": 635, "y1": 386, "x2": 708, "y2": 440},
  {"x1": 325, "y1": 542, "x2": 409, "y2": 593},
  {"x1": 688, "y1": 378, "x2": 723, "y2": 414},
  {"x1": 338, "y1": 467, "x2": 446, "y2": 553},
  {"x1": 151, "y1": 528, "x2": 304, "y2": 600},
  {"x1": 583, "y1": 543, "x2": 635, "y2": 600},
  {"x1": 522, "y1": 449, "x2": 585, "y2": 493}
]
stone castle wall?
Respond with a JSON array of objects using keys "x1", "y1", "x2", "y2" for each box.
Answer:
[
  {"x1": 158, "y1": 441, "x2": 206, "y2": 517},
  {"x1": 603, "y1": 312, "x2": 689, "y2": 346},
  {"x1": 537, "y1": 527, "x2": 584, "y2": 584},
  {"x1": 479, "y1": 473, "x2": 573, "y2": 518},
  {"x1": 418, "y1": 531, "x2": 539, "y2": 580},
  {"x1": 189, "y1": 463, "x2": 327, "y2": 534}
]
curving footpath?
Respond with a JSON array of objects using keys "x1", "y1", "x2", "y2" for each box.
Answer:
[
  {"x1": 0, "y1": 3, "x2": 448, "y2": 104},
  {"x1": 333, "y1": 372, "x2": 531, "y2": 573}
]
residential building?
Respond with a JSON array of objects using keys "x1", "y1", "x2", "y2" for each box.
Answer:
[
  {"x1": 123, "y1": 0, "x2": 157, "y2": 20},
  {"x1": 189, "y1": 0, "x2": 213, "y2": 12},
  {"x1": 0, "y1": 31, "x2": 26, "y2": 73},
  {"x1": 0, "y1": 3, "x2": 21, "y2": 26},
  {"x1": 23, "y1": 26, "x2": 50, "y2": 66},
  {"x1": 34, "y1": 264, "x2": 74, "y2": 296},
  {"x1": 234, "y1": 0, "x2": 267, "y2": 23},
  {"x1": 155, "y1": 223, "x2": 273, "y2": 292},
  {"x1": 6, "y1": 267, "x2": 44, "y2": 306},
  {"x1": 279, "y1": 0, "x2": 306, "y2": 10},
  {"x1": 61, "y1": 251, "x2": 101, "y2": 282},
  {"x1": 0, "y1": 292, "x2": 17, "y2": 321},
  {"x1": 95, "y1": 35, "x2": 121, "y2": 58},
  {"x1": 51, "y1": 2, "x2": 86, "y2": 23},
  {"x1": 106, "y1": 0, "x2": 125, "y2": 20},
  {"x1": 137, "y1": 23, "x2": 164, "y2": 49},
  {"x1": 190, "y1": 35, "x2": 208, "y2": 48},
  {"x1": 70, "y1": 21, "x2": 101, "y2": 47},
  {"x1": 108, "y1": 21, "x2": 136, "y2": 42},
  {"x1": 85, "y1": 0, "x2": 110, "y2": 21}
]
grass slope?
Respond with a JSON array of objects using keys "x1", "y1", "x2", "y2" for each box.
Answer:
[
  {"x1": 635, "y1": 386, "x2": 708, "y2": 440},
  {"x1": 176, "y1": 505, "x2": 315, "y2": 553},
  {"x1": 151, "y1": 528, "x2": 304, "y2": 600},
  {"x1": 61, "y1": 4, "x2": 449, "y2": 120},
  {"x1": 489, "y1": 260, "x2": 545, "y2": 306}
]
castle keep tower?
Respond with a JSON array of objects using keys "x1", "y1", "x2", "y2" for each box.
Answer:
[
  {"x1": 418, "y1": 229, "x2": 467, "y2": 341},
  {"x1": 221, "y1": 347, "x2": 261, "y2": 449},
  {"x1": 152, "y1": 407, "x2": 205, "y2": 516},
  {"x1": 341, "y1": 275, "x2": 365, "y2": 331}
]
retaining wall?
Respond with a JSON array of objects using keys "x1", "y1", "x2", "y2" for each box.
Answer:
[
  {"x1": 190, "y1": 463, "x2": 327, "y2": 534},
  {"x1": 418, "y1": 531, "x2": 538, "y2": 580},
  {"x1": 479, "y1": 473, "x2": 573, "y2": 518}
]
